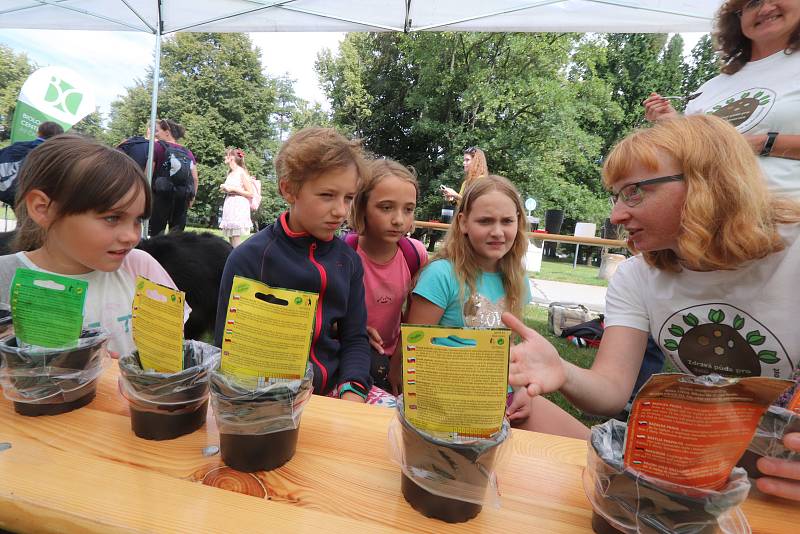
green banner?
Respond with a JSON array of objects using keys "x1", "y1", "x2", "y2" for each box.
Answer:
[
  {"x1": 10, "y1": 102, "x2": 71, "y2": 143},
  {"x1": 10, "y1": 66, "x2": 95, "y2": 143}
]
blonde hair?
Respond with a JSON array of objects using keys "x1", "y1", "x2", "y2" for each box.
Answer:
[
  {"x1": 429, "y1": 175, "x2": 528, "y2": 319},
  {"x1": 463, "y1": 147, "x2": 489, "y2": 189},
  {"x1": 275, "y1": 127, "x2": 367, "y2": 196},
  {"x1": 603, "y1": 114, "x2": 800, "y2": 272},
  {"x1": 225, "y1": 147, "x2": 249, "y2": 174},
  {"x1": 349, "y1": 158, "x2": 419, "y2": 235}
]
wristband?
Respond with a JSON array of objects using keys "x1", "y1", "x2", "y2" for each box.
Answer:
[
  {"x1": 338, "y1": 381, "x2": 368, "y2": 400},
  {"x1": 760, "y1": 132, "x2": 778, "y2": 157}
]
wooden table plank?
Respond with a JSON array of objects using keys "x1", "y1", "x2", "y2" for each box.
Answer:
[{"x1": 0, "y1": 364, "x2": 796, "y2": 533}]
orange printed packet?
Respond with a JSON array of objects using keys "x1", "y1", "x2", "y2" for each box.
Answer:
[
  {"x1": 788, "y1": 387, "x2": 800, "y2": 414},
  {"x1": 624, "y1": 373, "x2": 793, "y2": 490}
]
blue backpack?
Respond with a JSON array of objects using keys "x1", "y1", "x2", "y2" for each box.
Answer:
[{"x1": 0, "y1": 139, "x2": 43, "y2": 206}]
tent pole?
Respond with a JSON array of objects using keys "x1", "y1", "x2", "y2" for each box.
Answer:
[{"x1": 143, "y1": 30, "x2": 162, "y2": 238}]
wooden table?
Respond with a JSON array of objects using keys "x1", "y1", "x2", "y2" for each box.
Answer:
[{"x1": 0, "y1": 366, "x2": 795, "y2": 533}]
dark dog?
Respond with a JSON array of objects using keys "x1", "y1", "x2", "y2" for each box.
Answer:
[
  {"x1": 136, "y1": 231, "x2": 232, "y2": 340},
  {"x1": 0, "y1": 229, "x2": 232, "y2": 340}
]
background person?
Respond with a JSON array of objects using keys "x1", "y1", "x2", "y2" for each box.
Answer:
[
  {"x1": 149, "y1": 119, "x2": 198, "y2": 236},
  {"x1": 219, "y1": 147, "x2": 254, "y2": 247},
  {"x1": 441, "y1": 146, "x2": 489, "y2": 203},
  {"x1": 644, "y1": 0, "x2": 800, "y2": 196},
  {"x1": 0, "y1": 121, "x2": 64, "y2": 207}
]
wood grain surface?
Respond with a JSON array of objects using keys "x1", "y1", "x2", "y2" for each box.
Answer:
[{"x1": 0, "y1": 364, "x2": 795, "y2": 533}]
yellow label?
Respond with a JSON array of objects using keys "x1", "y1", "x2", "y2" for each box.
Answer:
[
  {"x1": 220, "y1": 276, "x2": 317, "y2": 382},
  {"x1": 131, "y1": 276, "x2": 185, "y2": 373},
  {"x1": 401, "y1": 324, "x2": 509, "y2": 438}
]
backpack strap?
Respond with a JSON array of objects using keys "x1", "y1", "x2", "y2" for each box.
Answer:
[
  {"x1": 344, "y1": 232, "x2": 359, "y2": 250},
  {"x1": 344, "y1": 233, "x2": 420, "y2": 277},
  {"x1": 398, "y1": 237, "x2": 421, "y2": 277}
]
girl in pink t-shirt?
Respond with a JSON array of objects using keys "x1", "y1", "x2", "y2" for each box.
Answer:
[{"x1": 348, "y1": 159, "x2": 427, "y2": 395}]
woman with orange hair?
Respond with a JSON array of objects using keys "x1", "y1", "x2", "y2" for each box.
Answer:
[
  {"x1": 441, "y1": 146, "x2": 489, "y2": 203},
  {"x1": 503, "y1": 115, "x2": 800, "y2": 501}
]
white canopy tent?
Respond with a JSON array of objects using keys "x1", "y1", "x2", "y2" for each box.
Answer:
[
  {"x1": 1, "y1": 1, "x2": 721, "y2": 33},
  {"x1": 1, "y1": 0, "x2": 723, "y2": 227}
]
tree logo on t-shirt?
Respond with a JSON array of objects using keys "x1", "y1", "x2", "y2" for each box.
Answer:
[
  {"x1": 658, "y1": 303, "x2": 791, "y2": 379},
  {"x1": 706, "y1": 88, "x2": 775, "y2": 133}
]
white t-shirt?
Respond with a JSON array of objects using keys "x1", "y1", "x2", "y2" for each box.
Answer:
[
  {"x1": 685, "y1": 51, "x2": 800, "y2": 197},
  {"x1": 605, "y1": 224, "x2": 800, "y2": 400},
  {"x1": 0, "y1": 249, "x2": 189, "y2": 357}
]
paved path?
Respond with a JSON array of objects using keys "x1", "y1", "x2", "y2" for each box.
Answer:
[{"x1": 529, "y1": 278, "x2": 607, "y2": 313}]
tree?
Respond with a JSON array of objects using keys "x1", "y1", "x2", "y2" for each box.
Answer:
[
  {"x1": 108, "y1": 33, "x2": 290, "y2": 225},
  {"x1": 72, "y1": 109, "x2": 106, "y2": 140},
  {"x1": 318, "y1": 32, "x2": 617, "y2": 224},
  {"x1": 683, "y1": 34, "x2": 718, "y2": 96},
  {"x1": 0, "y1": 45, "x2": 35, "y2": 141}
]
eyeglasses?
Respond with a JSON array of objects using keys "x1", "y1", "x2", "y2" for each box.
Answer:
[
  {"x1": 736, "y1": 0, "x2": 776, "y2": 16},
  {"x1": 610, "y1": 174, "x2": 684, "y2": 207},
  {"x1": 464, "y1": 146, "x2": 479, "y2": 155}
]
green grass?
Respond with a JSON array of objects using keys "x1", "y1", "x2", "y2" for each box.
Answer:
[
  {"x1": 531, "y1": 257, "x2": 609, "y2": 287},
  {"x1": 522, "y1": 304, "x2": 607, "y2": 428}
]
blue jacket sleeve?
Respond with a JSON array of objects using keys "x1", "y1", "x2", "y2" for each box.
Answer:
[{"x1": 334, "y1": 253, "x2": 373, "y2": 392}]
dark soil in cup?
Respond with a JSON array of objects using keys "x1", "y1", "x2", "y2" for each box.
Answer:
[
  {"x1": 1, "y1": 330, "x2": 106, "y2": 417},
  {"x1": 398, "y1": 412, "x2": 507, "y2": 523},
  {"x1": 13, "y1": 383, "x2": 96, "y2": 416},
  {"x1": 220, "y1": 428, "x2": 299, "y2": 472},
  {"x1": 210, "y1": 369, "x2": 312, "y2": 474},
  {"x1": 120, "y1": 344, "x2": 217, "y2": 441},
  {"x1": 588, "y1": 428, "x2": 745, "y2": 534},
  {"x1": 129, "y1": 397, "x2": 208, "y2": 441},
  {"x1": 401, "y1": 473, "x2": 482, "y2": 523}
]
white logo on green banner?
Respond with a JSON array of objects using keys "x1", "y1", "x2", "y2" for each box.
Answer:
[{"x1": 10, "y1": 66, "x2": 96, "y2": 143}]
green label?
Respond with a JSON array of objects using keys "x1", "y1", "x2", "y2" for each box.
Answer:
[
  {"x1": 10, "y1": 101, "x2": 70, "y2": 143},
  {"x1": 10, "y1": 268, "x2": 87, "y2": 348}
]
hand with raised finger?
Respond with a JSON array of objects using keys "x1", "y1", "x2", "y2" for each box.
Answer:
[
  {"x1": 502, "y1": 312, "x2": 566, "y2": 398},
  {"x1": 756, "y1": 432, "x2": 800, "y2": 502},
  {"x1": 643, "y1": 92, "x2": 678, "y2": 122}
]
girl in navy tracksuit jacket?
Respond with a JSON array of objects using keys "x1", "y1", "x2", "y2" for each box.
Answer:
[{"x1": 215, "y1": 127, "x2": 373, "y2": 402}]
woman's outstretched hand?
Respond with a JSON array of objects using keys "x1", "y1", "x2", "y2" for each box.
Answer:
[
  {"x1": 502, "y1": 312, "x2": 567, "y2": 397},
  {"x1": 756, "y1": 432, "x2": 800, "y2": 502}
]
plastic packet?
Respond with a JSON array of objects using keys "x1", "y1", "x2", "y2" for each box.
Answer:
[
  {"x1": 118, "y1": 339, "x2": 220, "y2": 413},
  {"x1": 0, "y1": 328, "x2": 109, "y2": 405},
  {"x1": 584, "y1": 419, "x2": 751, "y2": 534},
  {"x1": 0, "y1": 305, "x2": 12, "y2": 339},
  {"x1": 747, "y1": 405, "x2": 800, "y2": 461},
  {"x1": 388, "y1": 395, "x2": 511, "y2": 507},
  {"x1": 209, "y1": 363, "x2": 313, "y2": 436}
]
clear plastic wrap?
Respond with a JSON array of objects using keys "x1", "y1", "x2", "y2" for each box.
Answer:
[
  {"x1": 388, "y1": 395, "x2": 511, "y2": 515},
  {"x1": 209, "y1": 363, "x2": 313, "y2": 436},
  {"x1": 584, "y1": 419, "x2": 751, "y2": 534},
  {"x1": 0, "y1": 305, "x2": 12, "y2": 339},
  {"x1": 748, "y1": 405, "x2": 800, "y2": 462},
  {"x1": 0, "y1": 328, "x2": 109, "y2": 407},
  {"x1": 118, "y1": 340, "x2": 220, "y2": 412},
  {"x1": 118, "y1": 340, "x2": 220, "y2": 440}
]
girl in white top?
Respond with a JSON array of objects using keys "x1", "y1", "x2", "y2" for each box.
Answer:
[
  {"x1": 0, "y1": 135, "x2": 187, "y2": 358},
  {"x1": 219, "y1": 147, "x2": 255, "y2": 247},
  {"x1": 504, "y1": 115, "x2": 800, "y2": 502}
]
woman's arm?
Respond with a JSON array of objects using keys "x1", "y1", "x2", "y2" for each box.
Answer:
[
  {"x1": 504, "y1": 313, "x2": 647, "y2": 416},
  {"x1": 745, "y1": 134, "x2": 800, "y2": 161}
]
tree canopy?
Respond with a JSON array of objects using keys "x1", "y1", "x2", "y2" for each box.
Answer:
[{"x1": 317, "y1": 32, "x2": 717, "y2": 225}]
